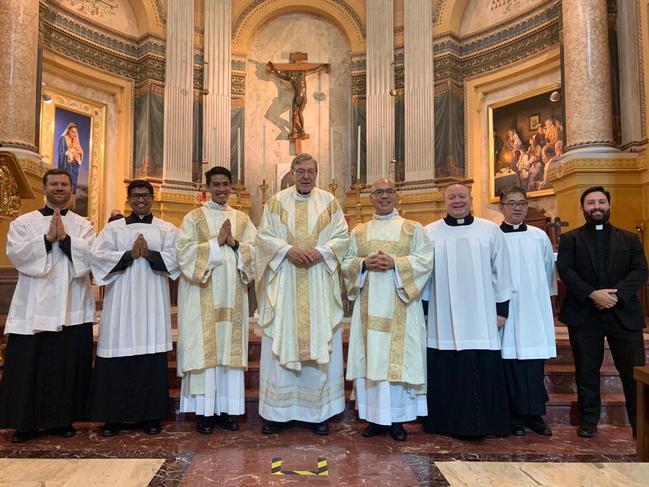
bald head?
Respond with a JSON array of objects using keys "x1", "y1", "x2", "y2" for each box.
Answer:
[
  {"x1": 370, "y1": 178, "x2": 398, "y2": 215},
  {"x1": 444, "y1": 183, "x2": 472, "y2": 219}
]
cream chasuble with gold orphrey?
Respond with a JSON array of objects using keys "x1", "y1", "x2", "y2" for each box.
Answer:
[
  {"x1": 176, "y1": 204, "x2": 256, "y2": 392},
  {"x1": 342, "y1": 213, "x2": 434, "y2": 386},
  {"x1": 255, "y1": 186, "x2": 349, "y2": 371}
]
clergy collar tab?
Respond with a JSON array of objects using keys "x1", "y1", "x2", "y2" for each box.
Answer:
[
  {"x1": 500, "y1": 221, "x2": 527, "y2": 233},
  {"x1": 125, "y1": 212, "x2": 153, "y2": 224},
  {"x1": 444, "y1": 213, "x2": 474, "y2": 226},
  {"x1": 39, "y1": 206, "x2": 68, "y2": 216}
]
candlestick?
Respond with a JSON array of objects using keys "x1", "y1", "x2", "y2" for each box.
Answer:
[
  {"x1": 231, "y1": 179, "x2": 245, "y2": 210},
  {"x1": 328, "y1": 179, "x2": 338, "y2": 196},
  {"x1": 351, "y1": 180, "x2": 364, "y2": 225},
  {"x1": 258, "y1": 178, "x2": 269, "y2": 203}
]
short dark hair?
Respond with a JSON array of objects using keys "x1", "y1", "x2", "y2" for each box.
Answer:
[
  {"x1": 580, "y1": 186, "x2": 611, "y2": 207},
  {"x1": 205, "y1": 166, "x2": 232, "y2": 184},
  {"x1": 127, "y1": 179, "x2": 154, "y2": 196},
  {"x1": 42, "y1": 168, "x2": 72, "y2": 185},
  {"x1": 499, "y1": 186, "x2": 528, "y2": 203},
  {"x1": 290, "y1": 153, "x2": 318, "y2": 171}
]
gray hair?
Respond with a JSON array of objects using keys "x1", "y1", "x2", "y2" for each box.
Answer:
[{"x1": 290, "y1": 153, "x2": 319, "y2": 171}]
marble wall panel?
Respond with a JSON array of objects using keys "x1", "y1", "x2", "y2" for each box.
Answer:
[
  {"x1": 245, "y1": 13, "x2": 352, "y2": 220},
  {"x1": 134, "y1": 90, "x2": 164, "y2": 180}
]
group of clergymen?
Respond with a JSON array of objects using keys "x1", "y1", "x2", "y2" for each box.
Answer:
[{"x1": 0, "y1": 152, "x2": 647, "y2": 444}]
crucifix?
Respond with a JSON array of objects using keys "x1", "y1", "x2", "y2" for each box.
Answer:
[
  {"x1": 548, "y1": 216, "x2": 569, "y2": 250},
  {"x1": 266, "y1": 52, "x2": 329, "y2": 153}
]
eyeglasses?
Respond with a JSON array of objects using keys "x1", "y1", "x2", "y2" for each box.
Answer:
[
  {"x1": 503, "y1": 201, "x2": 528, "y2": 208},
  {"x1": 128, "y1": 193, "x2": 153, "y2": 200},
  {"x1": 371, "y1": 189, "x2": 396, "y2": 196},
  {"x1": 294, "y1": 169, "x2": 317, "y2": 177}
]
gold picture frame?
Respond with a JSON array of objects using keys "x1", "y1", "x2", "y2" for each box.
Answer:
[
  {"x1": 488, "y1": 84, "x2": 563, "y2": 203},
  {"x1": 39, "y1": 86, "x2": 106, "y2": 229}
]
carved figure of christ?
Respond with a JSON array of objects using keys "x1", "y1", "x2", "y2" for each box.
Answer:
[{"x1": 266, "y1": 52, "x2": 330, "y2": 140}]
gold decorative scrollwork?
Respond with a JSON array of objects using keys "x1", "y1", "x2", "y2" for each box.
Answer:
[{"x1": 0, "y1": 161, "x2": 21, "y2": 218}]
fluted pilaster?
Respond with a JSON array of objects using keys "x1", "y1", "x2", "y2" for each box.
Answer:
[
  {"x1": 203, "y1": 0, "x2": 231, "y2": 168},
  {"x1": 404, "y1": 0, "x2": 435, "y2": 181},
  {"x1": 366, "y1": 0, "x2": 394, "y2": 183},
  {"x1": 162, "y1": 0, "x2": 195, "y2": 182}
]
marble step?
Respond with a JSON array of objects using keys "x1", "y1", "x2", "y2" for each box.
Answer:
[{"x1": 544, "y1": 364, "x2": 624, "y2": 395}]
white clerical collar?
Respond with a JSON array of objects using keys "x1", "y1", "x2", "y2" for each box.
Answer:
[
  {"x1": 293, "y1": 186, "x2": 313, "y2": 200},
  {"x1": 595, "y1": 224, "x2": 604, "y2": 231},
  {"x1": 373, "y1": 209, "x2": 399, "y2": 220},
  {"x1": 204, "y1": 200, "x2": 229, "y2": 210},
  {"x1": 505, "y1": 221, "x2": 521, "y2": 230}
]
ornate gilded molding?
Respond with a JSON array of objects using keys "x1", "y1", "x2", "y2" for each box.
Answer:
[
  {"x1": 0, "y1": 152, "x2": 36, "y2": 220},
  {"x1": 547, "y1": 155, "x2": 646, "y2": 181}
]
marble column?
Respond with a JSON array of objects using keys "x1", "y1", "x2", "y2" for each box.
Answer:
[
  {"x1": 202, "y1": 0, "x2": 231, "y2": 168},
  {"x1": 366, "y1": 0, "x2": 394, "y2": 184},
  {"x1": 162, "y1": 0, "x2": 195, "y2": 182},
  {"x1": 616, "y1": 0, "x2": 644, "y2": 149},
  {"x1": 0, "y1": 0, "x2": 39, "y2": 153},
  {"x1": 404, "y1": 0, "x2": 435, "y2": 181},
  {"x1": 562, "y1": 0, "x2": 617, "y2": 152}
]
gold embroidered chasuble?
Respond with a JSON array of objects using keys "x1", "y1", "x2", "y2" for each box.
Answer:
[
  {"x1": 176, "y1": 204, "x2": 256, "y2": 390},
  {"x1": 342, "y1": 213, "x2": 434, "y2": 385},
  {"x1": 255, "y1": 186, "x2": 350, "y2": 371}
]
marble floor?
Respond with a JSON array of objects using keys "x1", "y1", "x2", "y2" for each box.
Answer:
[{"x1": 0, "y1": 418, "x2": 639, "y2": 486}]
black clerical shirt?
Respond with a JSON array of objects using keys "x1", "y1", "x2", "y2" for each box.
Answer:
[{"x1": 109, "y1": 213, "x2": 169, "y2": 274}]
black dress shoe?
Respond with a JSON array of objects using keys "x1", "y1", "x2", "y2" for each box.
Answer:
[
  {"x1": 217, "y1": 413, "x2": 239, "y2": 431},
  {"x1": 143, "y1": 420, "x2": 161, "y2": 435},
  {"x1": 389, "y1": 423, "x2": 407, "y2": 441},
  {"x1": 511, "y1": 424, "x2": 526, "y2": 436},
  {"x1": 262, "y1": 421, "x2": 284, "y2": 434},
  {"x1": 101, "y1": 423, "x2": 121, "y2": 437},
  {"x1": 577, "y1": 423, "x2": 597, "y2": 438},
  {"x1": 312, "y1": 421, "x2": 329, "y2": 436},
  {"x1": 11, "y1": 430, "x2": 38, "y2": 443},
  {"x1": 525, "y1": 417, "x2": 552, "y2": 436},
  {"x1": 51, "y1": 425, "x2": 76, "y2": 438},
  {"x1": 196, "y1": 415, "x2": 214, "y2": 435},
  {"x1": 362, "y1": 422, "x2": 387, "y2": 437}
]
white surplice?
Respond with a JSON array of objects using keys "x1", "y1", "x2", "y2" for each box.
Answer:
[
  {"x1": 424, "y1": 217, "x2": 512, "y2": 350},
  {"x1": 6, "y1": 209, "x2": 95, "y2": 335},
  {"x1": 342, "y1": 211, "x2": 433, "y2": 424},
  {"x1": 501, "y1": 225, "x2": 557, "y2": 359},
  {"x1": 255, "y1": 186, "x2": 349, "y2": 422},
  {"x1": 176, "y1": 202, "x2": 256, "y2": 416},
  {"x1": 91, "y1": 215, "x2": 179, "y2": 358}
]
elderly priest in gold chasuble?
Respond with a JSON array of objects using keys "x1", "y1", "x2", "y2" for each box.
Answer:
[
  {"x1": 342, "y1": 179, "x2": 434, "y2": 442},
  {"x1": 255, "y1": 153, "x2": 349, "y2": 436},
  {"x1": 176, "y1": 167, "x2": 256, "y2": 435}
]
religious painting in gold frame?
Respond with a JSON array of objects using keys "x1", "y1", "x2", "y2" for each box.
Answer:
[
  {"x1": 488, "y1": 84, "x2": 563, "y2": 203},
  {"x1": 39, "y1": 87, "x2": 106, "y2": 229}
]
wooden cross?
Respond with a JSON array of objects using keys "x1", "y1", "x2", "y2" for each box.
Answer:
[{"x1": 548, "y1": 216, "x2": 569, "y2": 250}]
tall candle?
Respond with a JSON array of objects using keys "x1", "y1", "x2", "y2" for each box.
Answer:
[
  {"x1": 330, "y1": 127, "x2": 334, "y2": 180},
  {"x1": 356, "y1": 125, "x2": 361, "y2": 181},
  {"x1": 262, "y1": 125, "x2": 266, "y2": 178},
  {"x1": 237, "y1": 127, "x2": 241, "y2": 180}
]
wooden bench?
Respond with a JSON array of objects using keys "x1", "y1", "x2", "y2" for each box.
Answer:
[{"x1": 634, "y1": 365, "x2": 649, "y2": 460}]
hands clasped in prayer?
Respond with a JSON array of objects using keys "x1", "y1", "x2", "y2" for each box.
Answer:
[
  {"x1": 131, "y1": 234, "x2": 150, "y2": 259},
  {"x1": 286, "y1": 246, "x2": 323, "y2": 267},
  {"x1": 45, "y1": 209, "x2": 68, "y2": 243},
  {"x1": 364, "y1": 250, "x2": 395, "y2": 272},
  {"x1": 217, "y1": 219, "x2": 236, "y2": 247}
]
